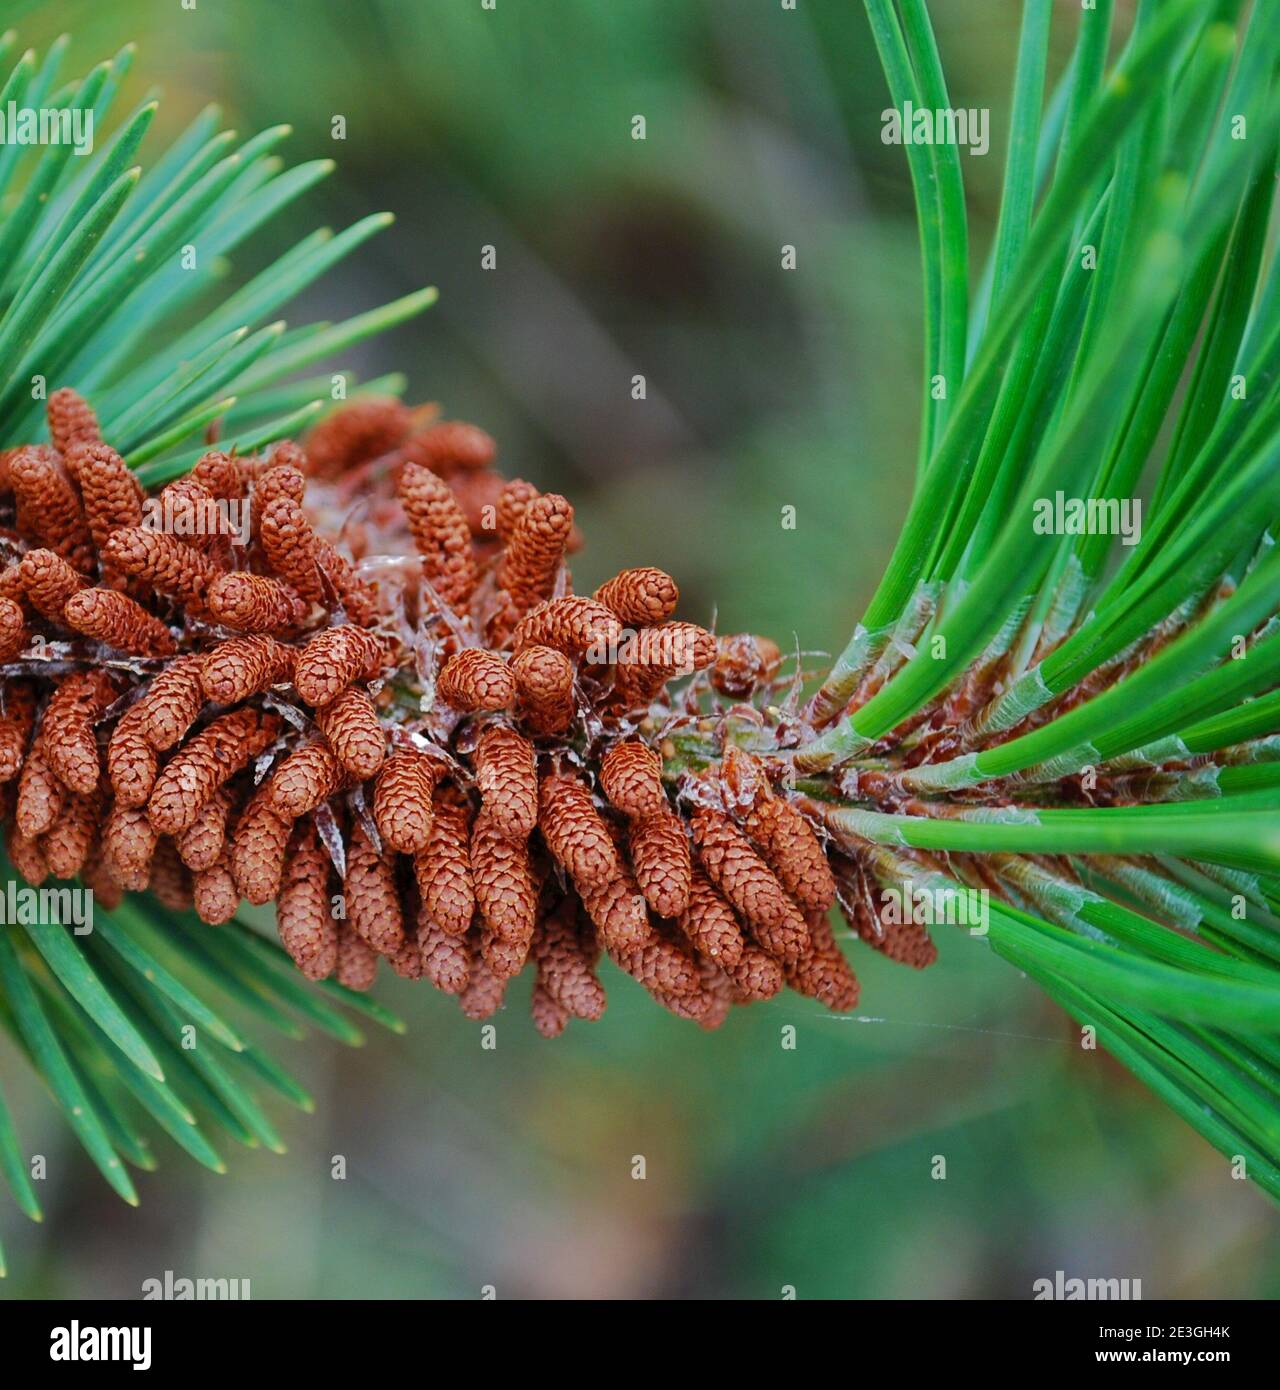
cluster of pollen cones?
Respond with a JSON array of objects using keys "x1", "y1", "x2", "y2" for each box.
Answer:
[{"x1": 0, "y1": 390, "x2": 928, "y2": 1036}]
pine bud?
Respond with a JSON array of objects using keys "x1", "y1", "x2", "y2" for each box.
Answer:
[
  {"x1": 104, "y1": 527, "x2": 223, "y2": 613},
  {"x1": 19, "y1": 548, "x2": 86, "y2": 623},
  {"x1": 231, "y1": 791, "x2": 294, "y2": 906},
  {"x1": 63, "y1": 587, "x2": 177, "y2": 656},
  {"x1": 512, "y1": 596, "x2": 621, "y2": 659},
  {"x1": 677, "y1": 863, "x2": 745, "y2": 970},
  {"x1": 149, "y1": 707, "x2": 282, "y2": 834},
  {"x1": 277, "y1": 822, "x2": 338, "y2": 980},
  {"x1": 745, "y1": 796, "x2": 836, "y2": 913},
  {"x1": 473, "y1": 724, "x2": 537, "y2": 838},
  {"x1": 537, "y1": 773, "x2": 621, "y2": 889},
  {"x1": 293, "y1": 625, "x2": 386, "y2": 707},
  {"x1": 335, "y1": 924, "x2": 379, "y2": 992},
  {"x1": 594, "y1": 567, "x2": 679, "y2": 626},
  {"x1": 0, "y1": 595, "x2": 26, "y2": 661},
  {"x1": 208, "y1": 570, "x2": 308, "y2": 633},
  {"x1": 532, "y1": 895, "x2": 606, "y2": 1021},
  {"x1": 690, "y1": 808, "x2": 810, "y2": 963},
  {"x1": 8, "y1": 447, "x2": 93, "y2": 573},
  {"x1": 42, "y1": 669, "x2": 117, "y2": 795},
  {"x1": 511, "y1": 644, "x2": 574, "y2": 735},
  {"x1": 345, "y1": 818, "x2": 406, "y2": 956},
  {"x1": 0, "y1": 681, "x2": 36, "y2": 782},
  {"x1": 398, "y1": 463, "x2": 478, "y2": 609},
  {"x1": 46, "y1": 387, "x2": 101, "y2": 455},
  {"x1": 133, "y1": 654, "x2": 204, "y2": 749},
  {"x1": 628, "y1": 809, "x2": 692, "y2": 919},
  {"x1": 178, "y1": 786, "x2": 233, "y2": 871},
  {"x1": 314, "y1": 687, "x2": 385, "y2": 780},
  {"x1": 470, "y1": 812, "x2": 537, "y2": 946},
  {"x1": 495, "y1": 492, "x2": 573, "y2": 617},
  {"x1": 200, "y1": 634, "x2": 295, "y2": 705},
  {"x1": 265, "y1": 737, "x2": 346, "y2": 818},
  {"x1": 372, "y1": 749, "x2": 439, "y2": 853},
  {"x1": 414, "y1": 782, "x2": 474, "y2": 936},
  {"x1": 599, "y1": 740, "x2": 666, "y2": 818},
  {"x1": 401, "y1": 420, "x2": 496, "y2": 473},
  {"x1": 436, "y1": 647, "x2": 515, "y2": 712}
]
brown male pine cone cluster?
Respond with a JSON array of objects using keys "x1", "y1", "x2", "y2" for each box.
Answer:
[{"x1": 0, "y1": 390, "x2": 925, "y2": 1038}]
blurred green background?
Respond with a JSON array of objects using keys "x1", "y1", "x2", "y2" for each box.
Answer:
[{"x1": 2, "y1": 0, "x2": 1277, "y2": 1299}]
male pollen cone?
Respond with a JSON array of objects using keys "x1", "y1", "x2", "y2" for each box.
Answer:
[
  {"x1": 200, "y1": 634, "x2": 295, "y2": 705},
  {"x1": 0, "y1": 596, "x2": 27, "y2": 661},
  {"x1": 104, "y1": 527, "x2": 222, "y2": 611},
  {"x1": 398, "y1": 463, "x2": 478, "y2": 609},
  {"x1": 513, "y1": 596, "x2": 621, "y2": 659},
  {"x1": 277, "y1": 822, "x2": 339, "y2": 981},
  {"x1": 372, "y1": 749, "x2": 439, "y2": 853},
  {"x1": 315, "y1": 687, "x2": 385, "y2": 779},
  {"x1": 595, "y1": 567, "x2": 680, "y2": 626},
  {"x1": 495, "y1": 492, "x2": 573, "y2": 617},
  {"x1": 345, "y1": 819, "x2": 406, "y2": 957},
  {"x1": 1, "y1": 393, "x2": 871, "y2": 1036},
  {"x1": 436, "y1": 647, "x2": 515, "y2": 712},
  {"x1": 265, "y1": 737, "x2": 346, "y2": 818},
  {"x1": 600, "y1": 740, "x2": 667, "y2": 819},
  {"x1": 19, "y1": 548, "x2": 86, "y2": 623},
  {"x1": 538, "y1": 774, "x2": 621, "y2": 890},
  {"x1": 414, "y1": 782, "x2": 474, "y2": 936},
  {"x1": 401, "y1": 419, "x2": 496, "y2": 473},
  {"x1": 471, "y1": 813, "x2": 537, "y2": 947},
  {"x1": 46, "y1": 386, "x2": 102, "y2": 455},
  {"x1": 293, "y1": 625, "x2": 385, "y2": 706},
  {"x1": 63, "y1": 587, "x2": 177, "y2": 656},
  {"x1": 473, "y1": 724, "x2": 537, "y2": 838},
  {"x1": 208, "y1": 570, "x2": 308, "y2": 633},
  {"x1": 511, "y1": 645, "x2": 574, "y2": 735}
]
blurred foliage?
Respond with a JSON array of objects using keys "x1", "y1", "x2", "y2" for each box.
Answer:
[{"x1": 4, "y1": 0, "x2": 1277, "y2": 1298}]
